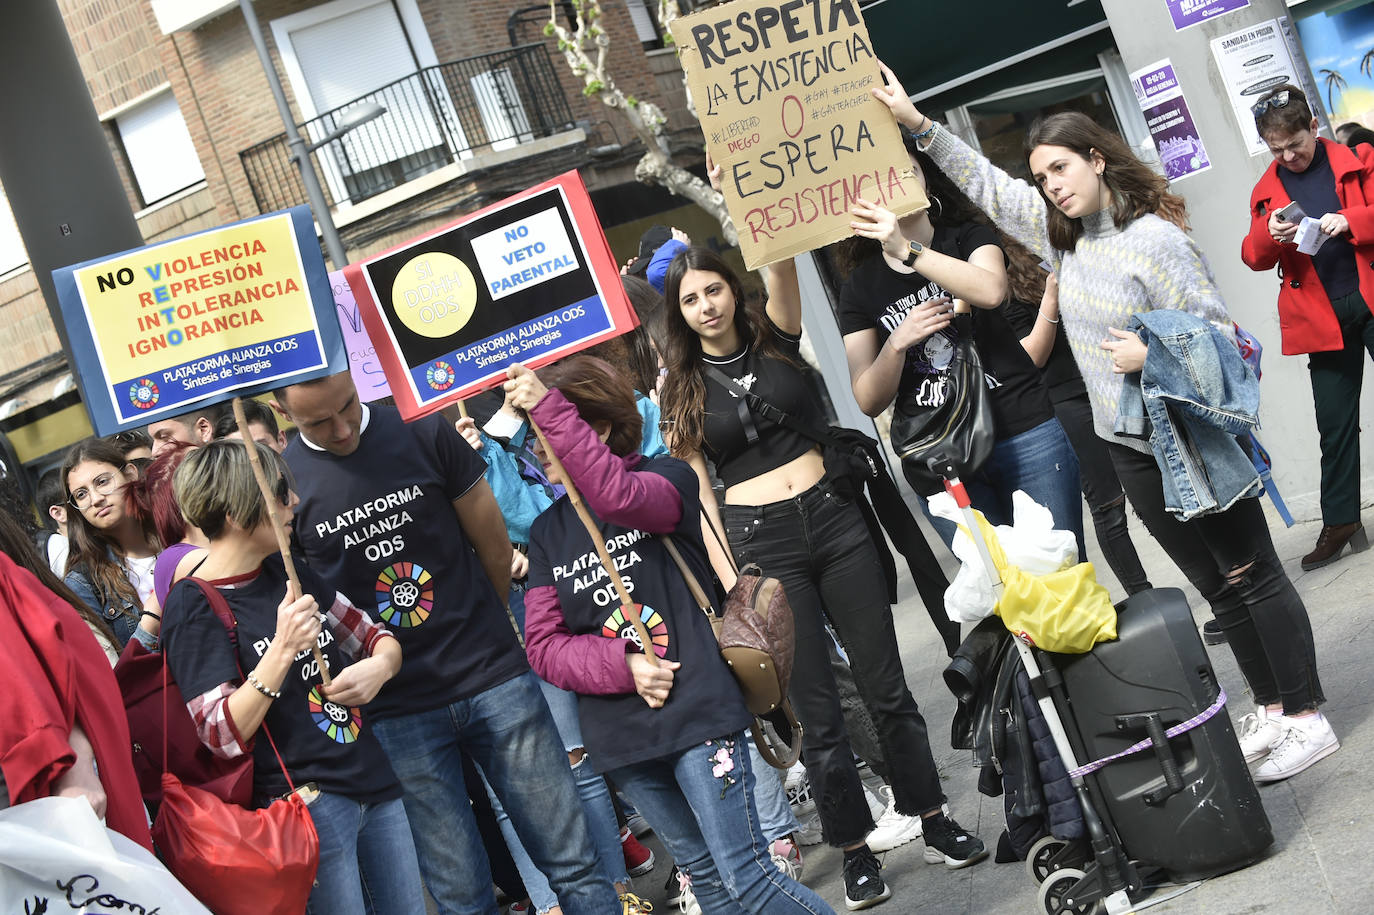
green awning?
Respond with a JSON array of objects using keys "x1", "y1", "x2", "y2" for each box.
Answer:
[{"x1": 863, "y1": 0, "x2": 1111, "y2": 111}]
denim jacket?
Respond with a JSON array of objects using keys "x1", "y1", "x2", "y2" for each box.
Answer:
[{"x1": 1115, "y1": 310, "x2": 1262, "y2": 520}]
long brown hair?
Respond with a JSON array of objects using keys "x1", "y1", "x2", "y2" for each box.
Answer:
[
  {"x1": 1025, "y1": 112, "x2": 1188, "y2": 252},
  {"x1": 0, "y1": 504, "x2": 118, "y2": 646},
  {"x1": 61, "y1": 436, "x2": 158, "y2": 614},
  {"x1": 659, "y1": 246, "x2": 791, "y2": 457}
]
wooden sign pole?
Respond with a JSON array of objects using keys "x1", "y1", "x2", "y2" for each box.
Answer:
[
  {"x1": 232, "y1": 396, "x2": 331, "y2": 686},
  {"x1": 526, "y1": 416, "x2": 658, "y2": 667}
]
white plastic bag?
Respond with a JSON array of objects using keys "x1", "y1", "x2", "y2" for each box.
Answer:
[
  {"x1": 928, "y1": 489, "x2": 1079, "y2": 623},
  {"x1": 0, "y1": 796, "x2": 211, "y2": 913}
]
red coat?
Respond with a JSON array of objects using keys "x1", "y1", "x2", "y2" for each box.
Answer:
[
  {"x1": 1241, "y1": 137, "x2": 1374, "y2": 355},
  {"x1": 0, "y1": 552, "x2": 153, "y2": 850}
]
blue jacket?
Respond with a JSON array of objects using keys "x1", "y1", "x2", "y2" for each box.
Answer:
[
  {"x1": 1115, "y1": 309, "x2": 1262, "y2": 520},
  {"x1": 646, "y1": 239, "x2": 687, "y2": 294}
]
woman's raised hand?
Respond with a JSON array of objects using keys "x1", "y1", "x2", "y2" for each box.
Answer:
[
  {"x1": 849, "y1": 197, "x2": 906, "y2": 258},
  {"x1": 503, "y1": 363, "x2": 548, "y2": 412},
  {"x1": 871, "y1": 61, "x2": 927, "y2": 133},
  {"x1": 705, "y1": 148, "x2": 724, "y2": 193},
  {"x1": 275, "y1": 589, "x2": 321, "y2": 657}
]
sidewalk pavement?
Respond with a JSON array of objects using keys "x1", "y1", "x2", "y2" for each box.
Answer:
[{"x1": 628, "y1": 497, "x2": 1365, "y2": 914}]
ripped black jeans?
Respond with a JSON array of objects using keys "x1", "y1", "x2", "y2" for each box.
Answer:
[{"x1": 1108, "y1": 442, "x2": 1323, "y2": 714}]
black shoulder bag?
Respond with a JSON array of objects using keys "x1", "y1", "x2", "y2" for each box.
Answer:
[{"x1": 888, "y1": 310, "x2": 996, "y2": 494}]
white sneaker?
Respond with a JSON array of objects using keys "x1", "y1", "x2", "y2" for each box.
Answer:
[
  {"x1": 674, "y1": 870, "x2": 702, "y2": 915},
  {"x1": 865, "y1": 785, "x2": 923, "y2": 852},
  {"x1": 794, "y1": 812, "x2": 824, "y2": 846},
  {"x1": 1253, "y1": 713, "x2": 1340, "y2": 783},
  {"x1": 786, "y1": 762, "x2": 814, "y2": 815},
  {"x1": 862, "y1": 783, "x2": 886, "y2": 823},
  {"x1": 1237, "y1": 705, "x2": 1285, "y2": 763}
]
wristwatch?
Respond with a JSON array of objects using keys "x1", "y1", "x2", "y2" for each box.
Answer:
[{"x1": 902, "y1": 239, "x2": 925, "y2": 267}]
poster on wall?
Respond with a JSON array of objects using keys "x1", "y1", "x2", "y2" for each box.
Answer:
[
  {"x1": 329, "y1": 269, "x2": 392, "y2": 403},
  {"x1": 53, "y1": 206, "x2": 345, "y2": 435},
  {"x1": 1295, "y1": 4, "x2": 1374, "y2": 130},
  {"x1": 669, "y1": 0, "x2": 927, "y2": 269},
  {"x1": 1130, "y1": 59, "x2": 1212, "y2": 180},
  {"x1": 1165, "y1": 0, "x2": 1248, "y2": 32},
  {"x1": 346, "y1": 170, "x2": 638, "y2": 421},
  {"x1": 1211, "y1": 18, "x2": 1311, "y2": 156}
]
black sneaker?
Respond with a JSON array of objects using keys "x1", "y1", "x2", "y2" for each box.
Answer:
[
  {"x1": 664, "y1": 865, "x2": 689, "y2": 907},
  {"x1": 921, "y1": 813, "x2": 989, "y2": 869},
  {"x1": 842, "y1": 847, "x2": 891, "y2": 911}
]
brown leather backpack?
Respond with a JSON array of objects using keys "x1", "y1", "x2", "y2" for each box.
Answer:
[{"x1": 662, "y1": 537, "x2": 803, "y2": 769}]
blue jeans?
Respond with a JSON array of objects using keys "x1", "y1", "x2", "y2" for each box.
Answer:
[
  {"x1": 371, "y1": 673, "x2": 619, "y2": 915},
  {"x1": 611, "y1": 732, "x2": 834, "y2": 914},
  {"x1": 923, "y1": 418, "x2": 1086, "y2": 560},
  {"x1": 304, "y1": 793, "x2": 425, "y2": 915},
  {"x1": 746, "y1": 736, "x2": 799, "y2": 842},
  {"x1": 492, "y1": 589, "x2": 626, "y2": 913}
]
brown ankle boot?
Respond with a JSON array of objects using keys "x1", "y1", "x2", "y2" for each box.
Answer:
[{"x1": 1301, "y1": 522, "x2": 1369, "y2": 570}]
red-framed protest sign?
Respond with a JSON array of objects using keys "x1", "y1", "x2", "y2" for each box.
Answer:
[{"x1": 345, "y1": 170, "x2": 638, "y2": 420}]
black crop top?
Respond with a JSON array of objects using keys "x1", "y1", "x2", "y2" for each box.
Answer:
[{"x1": 701, "y1": 319, "x2": 819, "y2": 489}]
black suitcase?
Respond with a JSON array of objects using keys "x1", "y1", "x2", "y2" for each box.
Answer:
[{"x1": 1049, "y1": 587, "x2": 1273, "y2": 882}]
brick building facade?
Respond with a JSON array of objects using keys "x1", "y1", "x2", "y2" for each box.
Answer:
[{"x1": 0, "y1": 0, "x2": 705, "y2": 468}]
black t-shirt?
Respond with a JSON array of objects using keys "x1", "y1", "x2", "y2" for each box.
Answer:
[
  {"x1": 163, "y1": 557, "x2": 401, "y2": 805},
  {"x1": 1000, "y1": 298, "x2": 1088, "y2": 402},
  {"x1": 837, "y1": 222, "x2": 1053, "y2": 440},
  {"x1": 700, "y1": 320, "x2": 818, "y2": 489},
  {"x1": 286, "y1": 406, "x2": 528, "y2": 719},
  {"x1": 1279, "y1": 142, "x2": 1360, "y2": 299},
  {"x1": 526, "y1": 456, "x2": 752, "y2": 772}
]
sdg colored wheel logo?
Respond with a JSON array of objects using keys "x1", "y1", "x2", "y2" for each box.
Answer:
[
  {"x1": 376, "y1": 561, "x2": 434, "y2": 628},
  {"x1": 427, "y1": 360, "x2": 455, "y2": 391},
  {"x1": 129, "y1": 378, "x2": 159, "y2": 410},
  {"x1": 308, "y1": 685, "x2": 361, "y2": 744},
  {"x1": 601, "y1": 604, "x2": 669, "y2": 658}
]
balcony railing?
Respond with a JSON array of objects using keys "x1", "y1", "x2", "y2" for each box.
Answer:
[{"x1": 240, "y1": 44, "x2": 576, "y2": 215}]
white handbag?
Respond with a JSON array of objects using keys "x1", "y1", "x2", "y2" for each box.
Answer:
[{"x1": 0, "y1": 796, "x2": 210, "y2": 913}]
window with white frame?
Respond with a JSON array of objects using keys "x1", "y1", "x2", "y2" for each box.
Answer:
[
  {"x1": 113, "y1": 89, "x2": 205, "y2": 207},
  {"x1": 271, "y1": 0, "x2": 468, "y2": 206}
]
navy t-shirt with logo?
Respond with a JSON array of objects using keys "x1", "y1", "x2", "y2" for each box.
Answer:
[
  {"x1": 526, "y1": 456, "x2": 752, "y2": 773},
  {"x1": 163, "y1": 556, "x2": 401, "y2": 805},
  {"x1": 837, "y1": 222, "x2": 1052, "y2": 448},
  {"x1": 286, "y1": 406, "x2": 528, "y2": 720}
]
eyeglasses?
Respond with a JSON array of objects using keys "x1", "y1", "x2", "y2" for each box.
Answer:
[
  {"x1": 1251, "y1": 90, "x2": 1290, "y2": 120},
  {"x1": 69, "y1": 471, "x2": 126, "y2": 508}
]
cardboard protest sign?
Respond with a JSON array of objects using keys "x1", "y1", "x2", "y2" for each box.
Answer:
[
  {"x1": 346, "y1": 171, "x2": 638, "y2": 420},
  {"x1": 670, "y1": 0, "x2": 926, "y2": 269},
  {"x1": 53, "y1": 206, "x2": 345, "y2": 435},
  {"x1": 329, "y1": 269, "x2": 392, "y2": 403}
]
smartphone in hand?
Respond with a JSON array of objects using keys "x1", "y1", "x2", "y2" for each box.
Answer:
[{"x1": 1276, "y1": 200, "x2": 1306, "y2": 223}]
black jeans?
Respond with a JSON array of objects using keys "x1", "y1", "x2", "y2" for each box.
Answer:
[
  {"x1": 1309, "y1": 290, "x2": 1374, "y2": 526},
  {"x1": 722, "y1": 476, "x2": 945, "y2": 846},
  {"x1": 1108, "y1": 443, "x2": 1324, "y2": 714},
  {"x1": 1052, "y1": 392, "x2": 1152, "y2": 594}
]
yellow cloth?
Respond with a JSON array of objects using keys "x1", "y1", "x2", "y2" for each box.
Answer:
[{"x1": 959, "y1": 510, "x2": 1117, "y2": 653}]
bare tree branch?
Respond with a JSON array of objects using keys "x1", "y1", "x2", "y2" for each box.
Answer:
[{"x1": 547, "y1": 0, "x2": 735, "y2": 244}]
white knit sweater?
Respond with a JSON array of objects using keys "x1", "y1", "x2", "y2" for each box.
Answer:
[{"x1": 924, "y1": 125, "x2": 1233, "y2": 454}]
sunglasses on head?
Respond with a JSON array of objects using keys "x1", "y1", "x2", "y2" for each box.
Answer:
[{"x1": 1251, "y1": 90, "x2": 1290, "y2": 120}]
